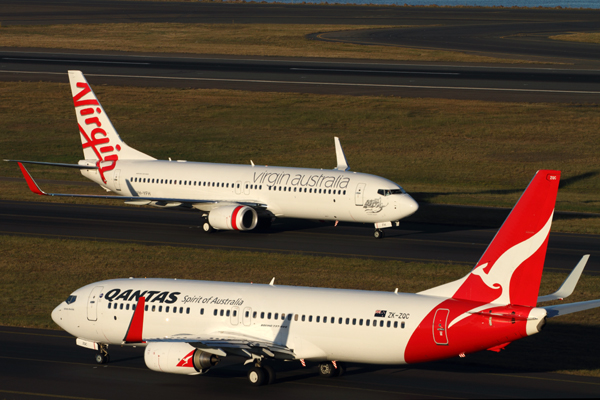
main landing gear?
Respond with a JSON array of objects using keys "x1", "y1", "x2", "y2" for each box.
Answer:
[
  {"x1": 374, "y1": 229, "x2": 385, "y2": 239},
  {"x1": 247, "y1": 363, "x2": 276, "y2": 386},
  {"x1": 318, "y1": 361, "x2": 345, "y2": 378},
  {"x1": 95, "y1": 344, "x2": 110, "y2": 364}
]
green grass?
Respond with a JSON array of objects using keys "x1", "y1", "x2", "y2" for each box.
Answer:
[
  {"x1": 0, "y1": 23, "x2": 539, "y2": 64},
  {"x1": 1, "y1": 82, "x2": 599, "y2": 230},
  {"x1": 550, "y1": 32, "x2": 600, "y2": 44},
  {"x1": 1, "y1": 234, "x2": 599, "y2": 376}
]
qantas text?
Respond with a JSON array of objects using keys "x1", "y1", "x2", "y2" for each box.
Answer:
[{"x1": 104, "y1": 288, "x2": 180, "y2": 304}]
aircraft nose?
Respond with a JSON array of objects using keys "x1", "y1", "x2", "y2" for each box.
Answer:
[
  {"x1": 399, "y1": 194, "x2": 419, "y2": 218},
  {"x1": 51, "y1": 303, "x2": 64, "y2": 328}
]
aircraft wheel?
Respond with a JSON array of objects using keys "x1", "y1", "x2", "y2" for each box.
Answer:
[
  {"x1": 202, "y1": 221, "x2": 214, "y2": 234},
  {"x1": 374, "y1": 229, "x2": 385, "y2": 239},
  {"x1": 318, "y1": 361, "x2": 337, "y2": 378},
  {"x1": 263, "y1": 364, "x2": 276, "y2": 385},
  {"x1": 95, "y1": 352, "x2": 109, "y2": 364},
  {"x1": 247, "y1": 366, "x2": 267, "y2": 386}
]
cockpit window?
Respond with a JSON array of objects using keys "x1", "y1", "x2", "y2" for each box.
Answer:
[
  {"x1": 65, "y1": 295, "x2": 77, "y2": 305},
  {"x1": 377, "y1": 188, "x2": 407, "y2": 196}
]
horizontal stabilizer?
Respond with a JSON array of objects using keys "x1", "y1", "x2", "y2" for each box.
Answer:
[
  {"x1": 4, "y1": 159, "x2": 98, "y2": 169},
  {"x1": 543, "y1": 299, "x2": 600, "y2": 318},
  {"x1": 538, "y1": 255, "x2": 590, "y2": 303}
]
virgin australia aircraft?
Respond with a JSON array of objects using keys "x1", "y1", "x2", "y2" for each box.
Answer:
[
  {"x1": 6, "y1": 70, "x2": 418, "y2": 238},
  {"x1": 52, "y1": 170, "x2": 600, "y2": 386}
]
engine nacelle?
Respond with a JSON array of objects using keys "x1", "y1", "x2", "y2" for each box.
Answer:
[
  {"x1": 144, "y1": 342, "x2": 220, "y2": 375},
  {"x1": 208, "y1": 205, "x2": 258, "y2": 231}
]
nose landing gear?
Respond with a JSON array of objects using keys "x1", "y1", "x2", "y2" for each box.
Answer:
[{"x1": 95, "y1": 344, "x2": 110, "y2": 364}]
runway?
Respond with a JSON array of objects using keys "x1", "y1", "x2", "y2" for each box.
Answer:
[
  {"x1": 1, "y1": 326, "x2": 600, "y2": 399},
  {"x1": 1, "y1": 50, "x2": 599, "y2": 102},
  {"x1": 1, "y1": 1, "x2": 599, "y2": 102},
  {"x1": 1, "y1": 200, "x2": 598, "y2": 276}
]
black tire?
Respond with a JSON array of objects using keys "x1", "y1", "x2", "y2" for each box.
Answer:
[
  {"x1": 202, "y1": 221, "x2": 214, "y2": 233},
  {"x1": 374, "y1": 229, "x2": 385, "y2": 239},
  {"x1": 95, "y1": 353, "x2": 107, "y2": 364},
  {"x1": 263, "y1": 364, "x2": 276, "y2": 385},
  {"x1": 318, "y1": 362, "x2": 337, "y2": 378},
  {"x1": 247, "y1": 366, "x2": 267, "y2": 386}
]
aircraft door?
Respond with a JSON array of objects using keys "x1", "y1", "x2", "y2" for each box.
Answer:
[
  {"x1": 113, "y1": 169, "x2": 121, "y2": 191},
  {"x1": 243, "y1": 307, "x2": 252, "y2": 326},
  {"x1": 433, "y1": 308, "x2": 449, "y2": 345},
  {"x1": 355, "y1": 183, "x2": 366, "y2": 206},
  {"x1": 231, "y1": 306, "x2": 239, "y2": 326},
  {"x1": 87, "y1": 286, "x2": 104, "y2": 321}
]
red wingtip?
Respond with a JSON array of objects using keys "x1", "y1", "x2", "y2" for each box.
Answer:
[
  {"x1": 124, "y1": 297, "x2": 146, "y2": 343},
  {"x1": 17, "y1": 162, "x2": 46, "y2": 196}
]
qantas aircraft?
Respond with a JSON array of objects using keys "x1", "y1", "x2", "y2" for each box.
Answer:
[
  {"x1": 6, "y1": 70, "x2": 418, "y2": 239},
  {"x1": 52, "y1": 170, "x2": 600, "y2": 385}
]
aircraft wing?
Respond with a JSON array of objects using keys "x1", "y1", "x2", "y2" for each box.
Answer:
[
  {"x1": 11, "y1": 161, "x2": 267, "y2": 210},
  {"x1": 144, "y1": 332, "x2": 296, "y2": 361}
]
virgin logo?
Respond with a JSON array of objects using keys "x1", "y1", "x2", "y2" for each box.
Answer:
[{"x1": 73, "y1": 82, "x2": 120, "y2": 184}]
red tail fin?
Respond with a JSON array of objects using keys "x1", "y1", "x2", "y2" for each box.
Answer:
[{"x1": 453, "y1": 171, "x2": 560, "y2": 306}]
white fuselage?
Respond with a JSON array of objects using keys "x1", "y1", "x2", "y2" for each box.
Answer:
[
  {"x1": 52, "y1": 278, "x2": 444, "y2": 364},
  {"x1": 82, "y1": 160, "x2": 419, "y2": 224}
]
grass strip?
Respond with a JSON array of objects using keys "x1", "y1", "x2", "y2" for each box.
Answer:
[
  {"x1": 0, "y1": 234, "x2": 599, "y2": 376},
  {"x1": 550, "y1": 32, "x2": 600, "y2": 44},
  {"x1": 0, "y1": 23, "x2": 531, "y2": 63}
]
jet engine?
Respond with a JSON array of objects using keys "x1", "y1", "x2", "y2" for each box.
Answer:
[
  {"x1": 144, "y1": 342, "x2": 220, "y2": 375},
  {"x1": 208, "y1": 205, "x2": 258, "y2": 231}
]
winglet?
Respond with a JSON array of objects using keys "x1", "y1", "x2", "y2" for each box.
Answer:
[
  {"x1": 17, "y1": 162, "x2": 47, "y2": 196},
  {"x1": 538, "y1": 255, "x2": 590, "y2": 303},
  {"x1": 123, "y1": 297, "x2": 146, "y2": 343},
  {"x1": 334, "y1": 137, "x2": 350, "y2": 171}
]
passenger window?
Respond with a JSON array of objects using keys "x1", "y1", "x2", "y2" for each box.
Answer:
[
  {"x1": 394, "y1": 321, "x2": 398, "y2": 328},
  {"x1": 145, "y1": 305, "x2": 148, "y2": 311},
  {"x1": 294, "y1": 314, "x2": 298, "y2": 321},
  {"x1": 261, "y1": 312, "x2": 265, "y2": 319},
  {"x1": 302, "y1": 315, "x2": 306, "y2": 322},
  {"x1": 267, "y1": 312, "x2": 272, "y2": 320},
  {"x1": 220, "y1": 310, "x2": 224, "y2": 316},
  {"x1": 274, "y1": 313, "x2": 278, "y2": 320},
  {"x1": 352, "y1": 318, "x2": 356, "y2": 325},
  {"x1": 166, "y1": 306, "x2": 170, "y2": 312},
  {"x1": 108, "y1": 302, "x2": 112, "y2": 309},
  {"x1": 126, "y1": 304, "x2": 130, "y2": 310},
  {"x1": 173, "y1": 307, "x2": 177, "y2": 314},
  {"x1": 331, "y1": 317, "x2": 334, "y2": 324},
  {"x1": 366, "y1": 320, "x2": 370, "y2": 326},
  {"x1": 132, "y1": 304, "x2": 136, "y2": 310},
  {"x1": 180, "y1": 307, "x2": 183, "y2": 313},
  {"x1": 309, "y1": 315, "x2": 313, "y2": 322},
  {"x1": 346, "y1": 318, "x2": 350, "y2": 325},
  {"x1": 338, "y1": 317, "x2": 343, "y2": 324},
  {"x1": 359, "y1": 319, "x2": 363, "y2": 326},
  {"x1": 387, "y1": 321, "x2": 391, "y2": 328},
  {"x1": 401, "y1": 322, "x2": 405, "y2": 329},
  {"x1": 323, "y1": 316, "x2": 327, "y2": 323},
  {"x1": 253, "y1": 311, "x2": 257, "y2": 318},
  {"x1": 200, "y1": 308, "x2": 204, "y2": 315},
  {"x1": 213, "y1": 309, "x2": 217, "y2": 316},
  {"x1": 186, "y1": 308, "x2": 190, "y2": 314},
  {"x1": 158, "y1": 306, "x2": 162, "y2": 312},
  {"x1": 226, "y1": 310, "x2": 230, "y2": 317},
  {"x1": 316, "y1": 316, "x2": 320, "y2": 323},
  {"x1": 380, "y1": 320, "x2": 384, "y2": 327},
  {"x1": 151, "y1": 305, "x2": 155, "y2": 312},
  {"x1": 245, "y1": 311, "x2": 249, "y2": 318},
  {"x1": 120, "y1": 303, "x2": 124, "y2": 310}
]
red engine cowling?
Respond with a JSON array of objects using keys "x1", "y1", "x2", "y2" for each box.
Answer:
[
  {"x1": 208, "y1": 205, "x2": 258, "y2": 231},
  {"x1": 144, "y1": 342, "x2": 220, "y2": 375}
]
